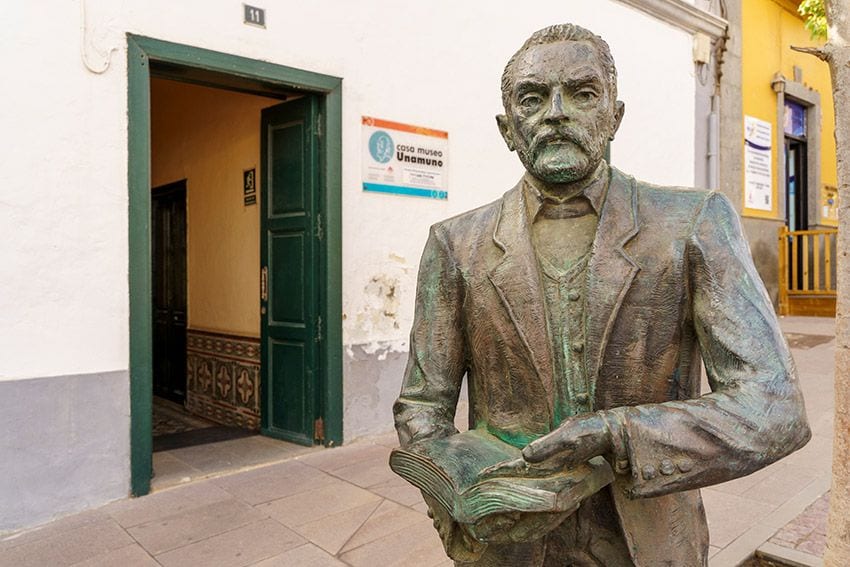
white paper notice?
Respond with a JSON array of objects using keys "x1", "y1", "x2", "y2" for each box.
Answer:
[
  {"x1": 361, "y1": 116, "x2": 449, "y2": 200},
  {"x1": 744, "y1": 115, "x2": 773, "y2": 211}
]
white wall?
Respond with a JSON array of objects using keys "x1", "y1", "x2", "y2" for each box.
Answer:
[{"x1": 0, "y1": 0, "x2": 694, "y2": 378}]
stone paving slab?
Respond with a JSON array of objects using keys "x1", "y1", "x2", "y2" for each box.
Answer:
[
  {"x1": 127, "y1": 498, "x2": 265, "y2": 555},
  {"x1": 154, "y1": 518, "x2": 305, "y2": 567},
  {"x1": 0, "y1": 518, "x2": 134, "y2": 567},
  {"x1": 105, "y1": 480, "x2": 234, "y2": 529},
  {"x1": 253, "y1": 543, "x2": 347, "y2": 566},
  {"x1": 72, "y1": 544, "x2": 161, "y2": 567},
  {"x1": 211, "y1": 460, "x2": 337, "y2": 506},
  {"x1": 258, "y1": 478, "x2": 381, "y2": 528}
]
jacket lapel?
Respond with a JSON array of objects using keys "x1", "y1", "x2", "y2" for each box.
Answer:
[
  {"x1": 488, "y1": 182, "x2": 555, "y2": 414},
  {"x1": 586, "y1": 168, "x2": 641, "y2": 387}
]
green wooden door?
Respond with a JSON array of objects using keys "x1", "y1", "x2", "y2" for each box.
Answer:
[{"x1": 260, "y1": 97, "x2": 321, "y2": 445}]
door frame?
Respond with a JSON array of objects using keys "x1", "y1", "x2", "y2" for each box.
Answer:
[{"x1": 128, "y1": 34, "x2": 343, "y2": 497}]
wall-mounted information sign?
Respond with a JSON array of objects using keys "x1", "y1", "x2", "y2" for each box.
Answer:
[
  {"x1": 822, "y1": 185, "x2": 838, "y2": 223},
  {"x1": 244, "y1": 168, "x2": 257, "y2": 206},
  {"x1": 744, "y1": 115, "x2": 772, "y2": 211},
  {"x1": 361, "y1": 116, "x2": 448, "y2": 200}
]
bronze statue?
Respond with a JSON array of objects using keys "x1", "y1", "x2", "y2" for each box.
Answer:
[{"x1": 393, "y1": 23, "x2": 811, "y2": 566}]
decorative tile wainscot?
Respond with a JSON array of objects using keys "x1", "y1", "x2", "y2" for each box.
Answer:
[{"x1": 186, "y1": 329, "x2": 260, "y2": 430}]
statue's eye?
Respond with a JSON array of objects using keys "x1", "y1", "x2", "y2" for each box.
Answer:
[
  {"x1": 575, "y1": 90, "x2": 599, "y2": 102},
  {"x1": 519, "y1": 94, "x2": 543, "y2": 109}
]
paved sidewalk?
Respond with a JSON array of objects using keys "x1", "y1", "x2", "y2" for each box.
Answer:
[
  {"x1": 0, "y1": 436, "x2": 446, "y2": 567},
  {"x1": 759, "y1": 492, "x2": 828, "y2": 566},
  {"x1": 0, "y1": 316, "x2": 834, "y2": 567},
  {"x1": 705, "y1": 316, "x2": 835, "y2": 567}
]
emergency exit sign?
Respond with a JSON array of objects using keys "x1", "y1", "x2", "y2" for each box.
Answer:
[{"x1": 243, "y1": 4, "x2": 265, "y2": 28}]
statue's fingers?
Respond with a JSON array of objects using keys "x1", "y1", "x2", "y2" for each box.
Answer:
[
  {"x1": 521, "y1": 441, "x2": 547, "y2": 462},
  {"x1": 522, "y1": 428, "x2": 570, "y2": 462},
  {"x1": 479, "y1": 457, "x2": 527, "y2": 477}
]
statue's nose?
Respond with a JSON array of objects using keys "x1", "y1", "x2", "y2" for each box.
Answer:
[{"x1": 544, "y1": 91, "x2": 568, "y2": 122}]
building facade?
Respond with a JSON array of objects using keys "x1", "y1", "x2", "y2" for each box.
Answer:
[
  {"x1": 0, "y1": 0, "x2": 725, "y2": 532},
  {"x1": 720, "y1": 0, "x2": 837, "y2": 306}
]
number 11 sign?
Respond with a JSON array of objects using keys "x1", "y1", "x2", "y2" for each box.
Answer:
[{"x1": 243, "y1": 4, "x2": 265, "y2": 28}]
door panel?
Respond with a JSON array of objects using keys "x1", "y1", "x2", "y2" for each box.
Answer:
[
  {"x1": 270, "y1": 125, "x2": 306, "y2": 215},
  {"x1": 261, "y1": 97, "x2": 320, "y2": 445},
  {"x1": 152, "y1": 180, "x2": 188, "y2": 404},
  {"x1": 269, "y1": 339, "x2": 309, "y2": 435},
  {"x1": 270, "y1": 233, "x2": 306, "y2": 323}
]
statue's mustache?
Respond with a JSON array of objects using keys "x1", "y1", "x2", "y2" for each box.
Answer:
[{"x1": 530, "y1": 128, "x2": 594, "y2": 156}]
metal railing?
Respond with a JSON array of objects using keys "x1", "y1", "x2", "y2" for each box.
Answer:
[{"x1": 778, "y1": 226, "x2": 838, "y2": 316}]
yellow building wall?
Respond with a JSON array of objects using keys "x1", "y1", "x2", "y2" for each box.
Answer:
[
  {"x1": 151, "y1": 78, "x2": 280, "y2": 337},
  {"x1": 742, "y1": 0, "x2": 836, "y2": 223}
]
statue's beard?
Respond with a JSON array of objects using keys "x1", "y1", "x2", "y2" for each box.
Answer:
[{"x1": 517, "y1": 128, "x2": 606, "y2": 184}]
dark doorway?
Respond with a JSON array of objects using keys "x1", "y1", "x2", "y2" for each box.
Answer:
[
  {"x1": 785, "y1": 137, "x2": 808, "y2": 232},
  {"x1": 783, "y1": 98, "x2": 809, "y2": 292},
  {"x1": 152, "y1": 180, "x2": 188, "y2": 403}
]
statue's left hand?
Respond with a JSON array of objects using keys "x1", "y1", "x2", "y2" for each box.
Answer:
[
  {"x1": 422, "y1": 494, "x2": 487, "y2": 561},
  {"x1": 521, "y1": 412, "x2": 612, "y2": 469}
]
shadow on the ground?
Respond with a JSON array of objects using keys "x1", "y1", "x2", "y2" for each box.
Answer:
[{"x1": 741, "y1": 557, "x2": 792, "y2": 567}]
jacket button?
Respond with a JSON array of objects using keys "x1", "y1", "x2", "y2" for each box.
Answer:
[
  {"x1": 660, "y1": 459, "x2": 676, "y2": 476},
  {"x1": 641, "y1": 464, "x2": 657, "y2": 480},
  {"x1": 677, "y1": 458, "x2": 694, "y2": 473},
  {"x1": 568, "y1": 291, "x2": 581, "y2": 301},
  {"x1": 575, "y1": 392, "x2": 589, "y2": 404},
  {"x1": 572, "y1": 342, "x2": 584, "y2": 353}
]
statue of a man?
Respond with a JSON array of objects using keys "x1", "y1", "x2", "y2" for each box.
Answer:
[{"x1": 394, "y1": 23, "x2": 810, "y2": 566}]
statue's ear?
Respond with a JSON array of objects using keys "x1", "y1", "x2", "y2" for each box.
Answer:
[
  {"x1": 610, "y1": 101, "x2": 625, "y2": 140},
  {"x1": 496, "y1": 114, "x2": 516, "y2": 152}
]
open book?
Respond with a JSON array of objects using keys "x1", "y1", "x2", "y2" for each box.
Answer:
[{"x1": 389, "y1": 429, "x2": 613, "y2": 541}]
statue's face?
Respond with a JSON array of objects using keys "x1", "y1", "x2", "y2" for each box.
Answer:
[{"x1": 498, "y1": 40, "x2": 624, "y2": 184}]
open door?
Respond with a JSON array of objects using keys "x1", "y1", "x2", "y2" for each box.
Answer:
[
  {"x1": 260, "y1": 96, "x2": 322, "y2": 445},
  {"x1": 152, "y1": 180, "x2": 188, "y2": 404}
]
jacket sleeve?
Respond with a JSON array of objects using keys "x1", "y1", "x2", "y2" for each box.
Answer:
[
  {"x1": 393, "y1": 224, "x2": 468, "y2": 448},
  {"x1": 605, "y1": 192, "x2": 811, "y2": 498}
]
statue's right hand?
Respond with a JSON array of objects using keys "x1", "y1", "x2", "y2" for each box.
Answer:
[{"x1": 422, "y1": 495, "x2": 487, "y2": 562}]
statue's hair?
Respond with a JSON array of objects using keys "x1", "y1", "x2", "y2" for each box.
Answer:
[{"x1": 501, "y1": 23, "x2": 618, "y2": 109}]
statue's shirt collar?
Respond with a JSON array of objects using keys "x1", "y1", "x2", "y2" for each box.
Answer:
[{"x1": 523, "y1": 162, "x2": 609, "y2": 222}]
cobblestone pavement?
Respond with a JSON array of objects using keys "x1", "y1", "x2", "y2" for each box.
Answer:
[{"x1": 768, "y1": 492, "x2": 829, "y2": 557}]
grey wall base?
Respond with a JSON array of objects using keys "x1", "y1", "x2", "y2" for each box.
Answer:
[
  {"x1": 343, "y1": 344, "x2": 407, "y2": 440},
  {"x1": 0, "y1": 370, "x2": 130, "y2": 534},
  {"x1": 343, "y1": 343, "x2": 470, "y2": 441}
]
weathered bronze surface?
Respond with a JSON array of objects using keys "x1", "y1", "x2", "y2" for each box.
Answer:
[
  {"x1": 389, "y1": 429, "x2": 613, "y2": 547},
  {"x1": 393, "y1": 23, "x2": 811, "y2": 566}
]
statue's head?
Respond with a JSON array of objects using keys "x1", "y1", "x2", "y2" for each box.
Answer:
[{"x1": 497, "y1": 24, "x2": 625, "y2": 185}]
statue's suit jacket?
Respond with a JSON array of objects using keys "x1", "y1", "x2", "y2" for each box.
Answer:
[{"x1": 394, "y1": 167, "x2": 811, "y2": 566}]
